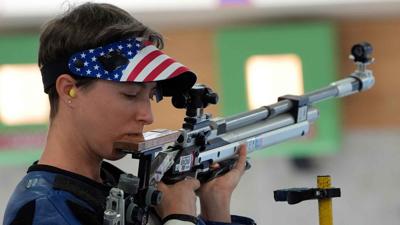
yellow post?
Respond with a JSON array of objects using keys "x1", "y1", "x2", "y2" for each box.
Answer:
[{"x1": 317, "y1": 175, "x2": 333, "y2": 225}]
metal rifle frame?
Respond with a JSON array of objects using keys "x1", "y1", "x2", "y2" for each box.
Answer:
[{"x1": 104, "y1": 42, "x2": 375, "y2": 225}]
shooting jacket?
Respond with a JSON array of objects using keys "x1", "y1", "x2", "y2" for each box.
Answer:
[{"x1": 4, "y1": 161, "x2": 256, "y2": 225}]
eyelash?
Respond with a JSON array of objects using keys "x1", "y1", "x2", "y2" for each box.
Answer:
[
  {"x1": 123, "y1": 93, "x2": 155, "y2": 101},
  {"x1": 123, "y1": 94, "x2": 137, "y2": 99}
]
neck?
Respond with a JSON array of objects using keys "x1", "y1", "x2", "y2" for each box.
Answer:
[{"x1": 39, "y1": 119, "x2": 103, "y2": 183}]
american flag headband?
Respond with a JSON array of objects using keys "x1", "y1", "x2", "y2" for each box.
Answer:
[
  {"x1": 41, "y1": 38, "x2": 195, "y2": 98},
  {"x1": 40, "y1": 38, "x2": 196, "y2": 100}
]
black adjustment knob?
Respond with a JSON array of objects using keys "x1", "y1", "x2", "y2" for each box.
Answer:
[
  {"x1": 126, "y1": 202, "x2": 144, "y2": 224},
  {"x1": 204, "y1": 92, "x2": 218, "y2": 105},
  {"x1": 351, "y1": 42, "x2": 373, "y2": 63},
  {"x1": 145, "y1": 187, "x2": 163, "y2": 206},
  {"x1": 151, "y1": 190, "x2": 163, "y2": 206}
]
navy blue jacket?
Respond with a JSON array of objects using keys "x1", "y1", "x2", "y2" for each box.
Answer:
[{"x1": 4, "y1": 162, "x2": 256, "y2": 225}]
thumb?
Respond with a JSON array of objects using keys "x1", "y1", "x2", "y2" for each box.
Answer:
[
  {"x1": 156, "y1": 181, "x2": 168, "y2": 191},
  {"x1": 234, "y1": 145, "x2": 247, "y2": 173}
]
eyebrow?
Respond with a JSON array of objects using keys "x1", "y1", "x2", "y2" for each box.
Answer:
[
  {"x1": 141, "y1": 82, "x2": 157, "y2": 89},
  {"x1": 122, "y1": 82, "x2": 157, "y2": 90},
  {"x1": 133, "y1": 83, "x2": 145, "y2": 87}
]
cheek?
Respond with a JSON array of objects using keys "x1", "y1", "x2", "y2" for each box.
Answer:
[
  {"x1": 75, "y1": 97, "x2": 133, "y2": 152},
  {"x1": 81, "y1": 97, "x2": 130, "y2": 129}
]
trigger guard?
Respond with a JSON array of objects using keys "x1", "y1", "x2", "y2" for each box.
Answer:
[{"x1": 197, "y1": 159, "x2": 251, "y2": 183}]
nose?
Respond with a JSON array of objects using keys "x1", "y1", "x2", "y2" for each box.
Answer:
[{"x1": 137, "y1": 100, "x2": 154, "y2": 125}]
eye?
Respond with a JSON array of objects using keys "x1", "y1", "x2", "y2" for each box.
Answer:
[{"x1": 123, "y1": 93, "x2": 137, "y2": 99}]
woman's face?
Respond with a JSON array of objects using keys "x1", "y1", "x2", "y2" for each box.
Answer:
[{"x1": 73, "y1": 80, "x2": 156, "y2": 160}]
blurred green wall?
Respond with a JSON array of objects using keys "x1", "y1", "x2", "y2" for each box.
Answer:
[
  {"x1": 0, "y1": 34, "x2": 44, "y2": 166},
  {"x1": 216, "y1": 22, "x2": 341, "y2": 157}
]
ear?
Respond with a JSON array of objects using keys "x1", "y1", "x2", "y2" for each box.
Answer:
[{"x1": 55, "y1": 74, "x2": 77, "y2": 105}]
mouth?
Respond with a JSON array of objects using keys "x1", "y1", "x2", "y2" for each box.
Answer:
[{"x1": 126, "y1": 132, "x2": 143, "y2": 136}]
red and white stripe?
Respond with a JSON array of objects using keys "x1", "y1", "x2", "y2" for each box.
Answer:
[{"x1": 120, "y1": 43, "x2": 190, "y2": 82}]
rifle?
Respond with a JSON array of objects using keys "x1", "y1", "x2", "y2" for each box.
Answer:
[{"x1": 103, "y1": 42, "x2": 375, "y2": 225}]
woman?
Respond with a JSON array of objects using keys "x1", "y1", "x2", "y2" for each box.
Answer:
[{"x1": 3, "y1": 3, "x2": 254, "y2": 225}]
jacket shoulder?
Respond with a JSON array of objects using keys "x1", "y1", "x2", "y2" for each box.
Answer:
[{"x1": 3, "y1": 171, "x2": 98, "y2": 225}]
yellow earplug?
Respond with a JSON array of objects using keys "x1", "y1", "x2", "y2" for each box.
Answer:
[{"x1": 69, "y1": 88, "x2": 76, "y2": 98}]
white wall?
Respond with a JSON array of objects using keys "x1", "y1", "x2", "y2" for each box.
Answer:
[{"x1": 2, "y1": 0, "x2": 400, "y2": 28}]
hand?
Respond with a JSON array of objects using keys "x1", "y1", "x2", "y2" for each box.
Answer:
[
  {"x1": 197, "y1": 145, "x2": 247, "y2": 222},
  {"x1": 155, "y1": 177, "x2": 200, "y2": 219}
]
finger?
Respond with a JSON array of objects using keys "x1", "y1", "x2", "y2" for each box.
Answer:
[
  {"x1": 234, "y1": 145, "x2": 247, "y2": 173},
  {"x1": 210, "y1": 163, "x2": 220, "y2": 170},
  {"x1": 238, "y1": 144, "x2": 247, "y2": 156},
  {"x1": 184, "y1": 177, "x2": 201, "y2": 190}
]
